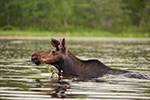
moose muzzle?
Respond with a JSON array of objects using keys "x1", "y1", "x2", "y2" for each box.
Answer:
[{"x1": 31, "y1": 53, "x2": 41, "y2": 65}]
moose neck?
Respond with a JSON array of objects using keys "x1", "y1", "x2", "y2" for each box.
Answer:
[{"x1": 57, "y1": 50, "x2": 84, "y2": 76}]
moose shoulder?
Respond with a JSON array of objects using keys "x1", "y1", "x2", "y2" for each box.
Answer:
[{"x1": 31, "y1": 38, "x2": 150, "y2": 80}]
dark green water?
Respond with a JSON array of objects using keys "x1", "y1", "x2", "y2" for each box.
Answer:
[{"x1": 0, "y1": 37, "x2": 150, "y2": 100}]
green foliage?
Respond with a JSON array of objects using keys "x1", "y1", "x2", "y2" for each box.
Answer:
[
  {"x1": 0, "y1": 0, "x2": 150, "y2": 33},
  {"x1": 0, "y1": 25, "x2": 16, "y2": 30},
  {"x1": 0, "y1": 30, "x2": 149, "y2": 37}
]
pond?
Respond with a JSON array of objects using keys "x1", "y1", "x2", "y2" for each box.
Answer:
[{"x1": 0, "y1": 37, "x2": 150, "y2": 100}]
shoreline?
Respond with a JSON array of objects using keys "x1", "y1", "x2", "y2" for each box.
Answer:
[{"x1": 0, "y1": 36, "x2": 150, "y2": 41}]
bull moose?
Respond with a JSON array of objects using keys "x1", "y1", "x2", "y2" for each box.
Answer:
[{"x1": 31, "y1": 38, "x2": 150, "y2": 80}]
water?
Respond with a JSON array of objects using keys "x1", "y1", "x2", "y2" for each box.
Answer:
[{"x1": 0, "y1": 37, "x2": 150, "y2": 100}]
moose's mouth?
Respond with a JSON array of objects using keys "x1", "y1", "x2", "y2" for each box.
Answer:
[{"x1": 34, "y1": 61, "x2": 41, "y2": 65}]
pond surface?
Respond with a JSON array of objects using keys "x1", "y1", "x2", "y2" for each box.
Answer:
[{"x1": 0, "y1": 37, "x2": 150, "y2": 100}]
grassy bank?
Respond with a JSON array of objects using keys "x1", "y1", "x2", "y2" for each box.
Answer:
[{"x1": 0, "y1": 30, "x2": 150, "y2": 37}]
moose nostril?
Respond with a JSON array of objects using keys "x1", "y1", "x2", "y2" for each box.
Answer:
[
  {"x1": 31, "y1": 54, "x2": 40, "y2": 62},
  {"x1": 31, "y1": 58, "x2": 37, "y2": 61}
]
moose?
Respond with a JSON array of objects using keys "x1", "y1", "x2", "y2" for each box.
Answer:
[{"x1": 31, "y1": 38, "x2": 150, "y2": 80}]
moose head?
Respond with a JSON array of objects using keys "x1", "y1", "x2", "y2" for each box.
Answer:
[{"x1": 31, "y1": 38, "x2": 67, "y2": 72}]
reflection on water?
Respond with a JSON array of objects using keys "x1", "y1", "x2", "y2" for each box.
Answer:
[
  {"x1": 0, "y1": 38, "x2": 150, "y2": 100},
  {"x1": 32, "y1": 79, "x2": 68, "y2": 98}
]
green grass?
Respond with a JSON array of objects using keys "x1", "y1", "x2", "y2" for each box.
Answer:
[{"x1": 0, "y1": 30, "x2": 150, "y2": 37}]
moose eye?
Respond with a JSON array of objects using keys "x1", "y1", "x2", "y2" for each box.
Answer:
[{"x1": 52, "y1": 51, "x2": 55, "y2": 54}]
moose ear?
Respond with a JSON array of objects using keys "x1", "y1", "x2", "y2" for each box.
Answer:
[
  {"x1": 61, "y1": 38, "x2": 66, "y2": 48},
  {"x1": 50, "y1": 38, "x2": 60, "y2": 50},
  {"x1": 61, "y1": 38, "x2": 66, "y2": 53}
]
